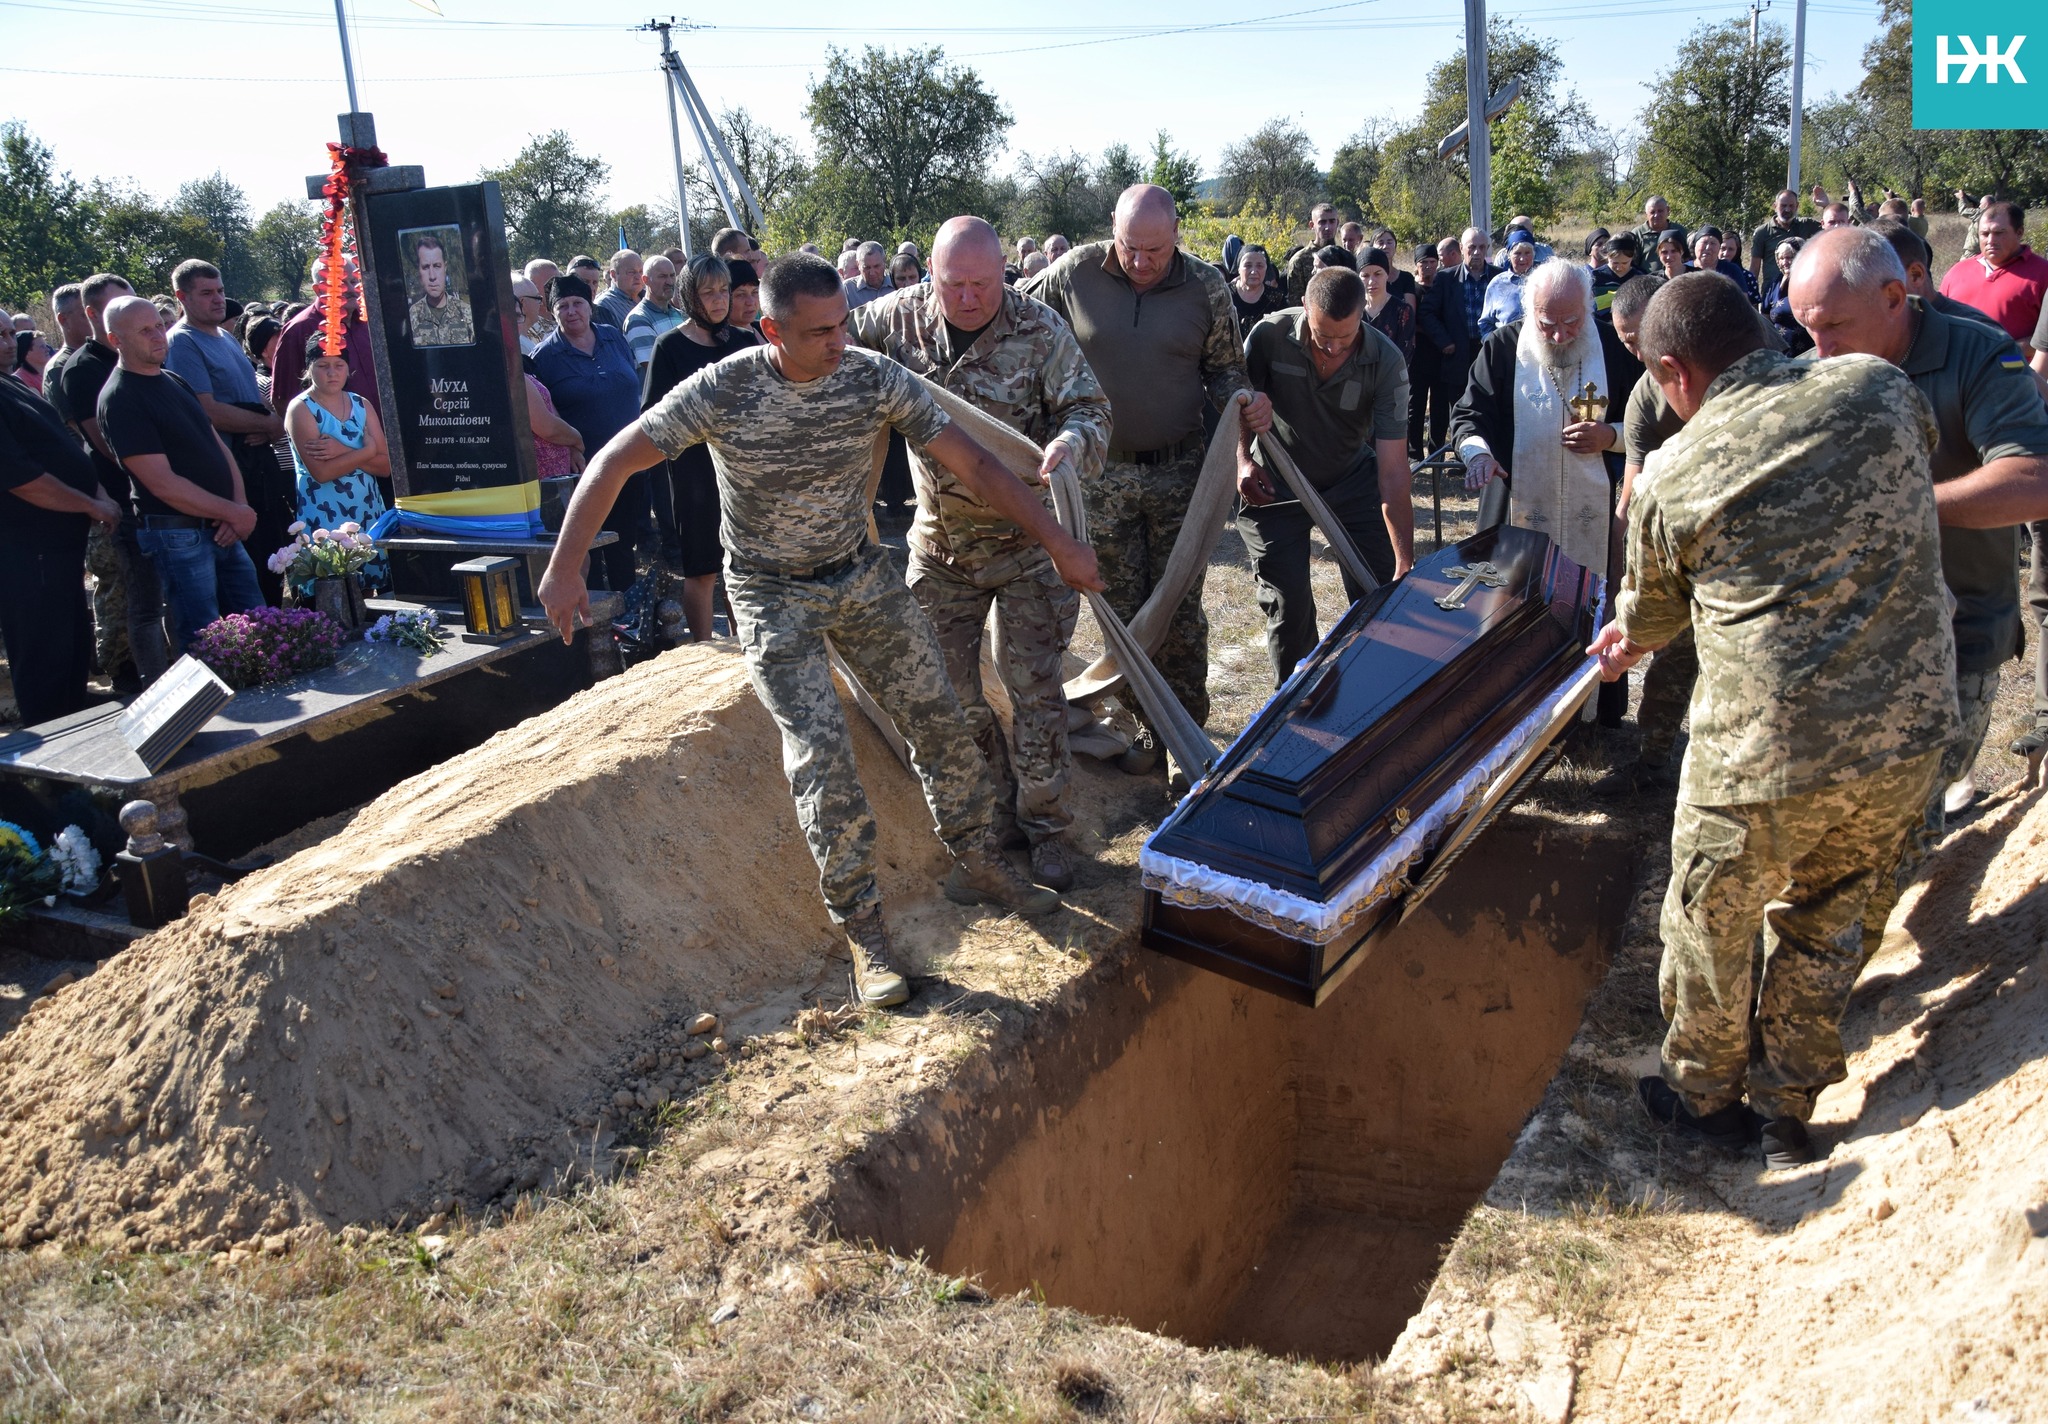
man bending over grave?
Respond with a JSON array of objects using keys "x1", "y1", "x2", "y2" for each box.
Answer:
[{"x1": 538, "y1": 253, "x2": 1104, "y2": 1010}]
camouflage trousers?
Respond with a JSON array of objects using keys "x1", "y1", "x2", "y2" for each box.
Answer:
[
  {"x1": 1858, "y1": 669, "x2": 1998, "y2": 965},
  {"x1": 84, "y1": 524, "x2": 129, "y2": 678},
  {"x1": 729, "y1": 546, "x2": 992, "y2": 924},
  {"x1": 84, "y1": 516, "x2": 169, "y2": 684},
  {"x1": 1637, "y1": 626, "x2": 1697, "y2": 767},
  {"x1": 907, "y1": 545, "x2": 1079, "y2": 845},
  {"x1": 1089, "y1": 446, "x2": 1211, "y2": 727},
  {"x1": 1658, "y1": 748, "x2": 1941, "y2": 1122}
]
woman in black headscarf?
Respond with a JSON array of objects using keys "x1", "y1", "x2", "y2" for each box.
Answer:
[{"x1": 640, "y1": 254, "x2": 761, "y2": 640}]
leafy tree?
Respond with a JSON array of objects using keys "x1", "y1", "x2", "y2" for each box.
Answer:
[
  {"x1": 1326, "y1": 117, "x2": 1394, "y2": 223},
  {"x1": 83, "y1": 182, "x2": 220, "y2": 297},
  {"x1": 609, "y1": 203, "x2": 674, "y2": 255},
  {"x1": 716, "y1": 108, "x2": 808, "y2": 218},
  {"x1": 481, "y1": 130, "x2": 612, "y2": 266},
  {"x1": 1015, "y1": 150, "x2": 1104, "y2": 241},
  {"x1": 1369, "y1": 18, "x2": 1593, "y2": 239},
  {"x1": 1633, "y1": 19, "x2": 1792, "y2": 230},
  {"x1": 1797, "y1": 0, "x2": 2048, "y2": 210},
  {"x1": 1217, "y1": 118, "x2": 1322, "y2": 218},
  {"x1": 173, "y1": 172, "x2": 257, "y2": 295},
  {"x1": 251, "y1": 201, "x2": 320, "y2": 302},
  {"x1": 1491, "y1": 103, "x2": 1560, "y2": 225},
  {"x1": 1148, "y1": 130, "x2": 1203, "y2": 215},
  {"x1": 0, "y1": 123, "x2": 95, "y2": 310},
  {"x1": 802, "y1": 46, "x2": 1009, "y2": 242},
  {"x1": 1180, "y1": 199, "x2": 1299, "y2": 266},
  {"x1": 1096, "y1": 143, "x2": 1143, "y2": 196},
  {"x1": 1553, "y1": 128, "x2": 1627, "y2": 222},
  {"x1": 1831, "y1": 0, "x2": 1946, "y2": 199}
]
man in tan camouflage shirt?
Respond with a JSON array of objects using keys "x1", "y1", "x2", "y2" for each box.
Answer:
[
  {"x1": 537, "y1": 254, "x2": 1103, "y2": 1012},
  {"x1": 1025, "y1": 184, "x2": 1271, "y2": 769},
  {"x1": 850, "y1": 217, "x2": 1112, "y2": 890},
  {"x1": 1589, "y1": 273, "x2": 1958, "y2": 1170}
]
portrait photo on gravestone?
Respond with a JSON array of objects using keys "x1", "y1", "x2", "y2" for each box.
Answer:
[{"x1": 399, "y1": 223, "x2": 474, "y2": 349}]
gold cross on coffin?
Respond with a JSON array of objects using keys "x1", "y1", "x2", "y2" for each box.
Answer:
[
  {"x1": 1436, "y1": 560, "x2": 1508, "y2": 611},
  {"x1": 1568, "y1": 381, "x2": 1605, "y2": 425}
]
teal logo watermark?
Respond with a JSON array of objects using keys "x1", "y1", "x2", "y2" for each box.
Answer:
[{"x1": 1913, "y1": 1, "x2": 2047, "y2": 128}]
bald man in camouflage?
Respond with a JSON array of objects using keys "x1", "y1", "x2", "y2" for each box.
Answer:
[{"x1": 850, "y1": 216, "x2": 1112, "y2": 892}]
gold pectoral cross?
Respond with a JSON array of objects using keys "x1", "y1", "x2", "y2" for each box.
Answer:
[
  {"x1": 1436, "y1": 560, "x2": 1508, "y2": 611},
  {"x1": 1568, "y1": 381, "x2": 1605, "y2": 425}
]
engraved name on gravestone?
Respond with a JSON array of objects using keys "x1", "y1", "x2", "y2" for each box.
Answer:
[{"x1": 359, "y1": 182, "x2": 538, "y2": 501}]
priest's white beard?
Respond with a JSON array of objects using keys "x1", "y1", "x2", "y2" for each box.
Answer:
[
  {"x1": 1519, "y1": 316, "x2": 1599, "y2": 383},
  {"x1": 1507, "y1": 310, "x2": 1610, "y2": 573}
]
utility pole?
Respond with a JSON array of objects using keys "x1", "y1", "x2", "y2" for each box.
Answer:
[
  {"x1": 639, "y1": 17, "x2": 765, "y2": 254},
  {"x1": 1786, "y1": 0, "x2": 1807, "y2": 194},
  {"x1": 1464, "y1": 0, "x2": 1490, "y2": 236},
  {"x1": 332, "y1": 0, "x2": 361, "y2": 112},
  {"x1": 1749, "y1": 0, "x2": 1770, "y2": 50},
  {"x1": 643, "y1": 19, "x2": 699, "y2": 258}
]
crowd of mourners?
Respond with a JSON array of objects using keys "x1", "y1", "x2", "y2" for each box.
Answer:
[{"x1": 5, "y1": 176, "x2": 2048, "y2": 1171}]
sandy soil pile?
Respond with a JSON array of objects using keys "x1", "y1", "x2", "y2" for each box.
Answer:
[
  {"x1": 0, "y1": 643, "x2": 953, "y2": 1252},
  {"x1": 1386, "y1": 781, "x2": 2048, "y2": 1423}
]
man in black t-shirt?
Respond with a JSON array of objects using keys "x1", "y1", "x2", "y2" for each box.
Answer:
[
  {"x1": 96, "y1": 296, "x2": 262, "y2": 655},
  {"x1": 0, "y1": 375, "x2": 121, "y2": 724},
  {"x1": 53, "y1": 272, "x2": 169, "y2": 686}
]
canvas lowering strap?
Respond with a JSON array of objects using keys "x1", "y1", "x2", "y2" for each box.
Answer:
[
  {"x1": 912, "y1": 379, "x2": 1221, "y2": 778},
  {"x1": 1252, "y1": 434, "x2": 1381, "y2": 599},
  {"x1": 832, "y1": 379, "x2": 1394, "y2": 783}
]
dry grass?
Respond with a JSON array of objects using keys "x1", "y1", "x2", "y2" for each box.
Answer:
[{"x1": 0, "y1": 1099, "x2": 1411, "y2": 1422}]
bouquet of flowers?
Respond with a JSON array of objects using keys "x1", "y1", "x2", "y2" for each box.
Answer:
[
  {"x1": 191, "y1": 607, "x2": 346, "y2": 690},
  {"x1": 0, "y1": 820, "x2": 61, "y2": 925},
  {"x1": 268, "y1": 521, "x2": 378, "y2": 589},
  {"x1": 50, "y1": 826, "x2": 100, "y2": 895},
  {"x1": 365, "y1": 608, "x2": 447, "y2": 656}
]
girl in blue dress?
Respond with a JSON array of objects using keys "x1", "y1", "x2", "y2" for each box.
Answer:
[{"x1": 285, "y1": 335, "x2": 392, "y2": 589}]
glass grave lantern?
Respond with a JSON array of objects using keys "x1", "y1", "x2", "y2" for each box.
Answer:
[{"x1": 451, "y1": 555, "x2": 524, "y2": 642}]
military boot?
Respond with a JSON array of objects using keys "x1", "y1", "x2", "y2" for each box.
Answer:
[
  {"x1": 843, "y1": 910, "x2": 910, "y2": 1009},
  {"x1": 945, "y1": 838, "x2": 1061, "y2": 917},
  {"x1": 1637, "y1": 1076, "x2": 1748, "y2": 1152},
  {"x1": 1029, "y1": 836, "x2": 1076, "y2": 892},
  {"x1": 1758, "y1": 1115, "x2": 1813, "y2": 1170},
  {"x1": 1116, "y1": 724, "x2": 1159, "y2": 776}
]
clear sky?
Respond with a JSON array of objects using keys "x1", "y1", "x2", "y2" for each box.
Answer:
[{"x1": 0, "y1": 0, "x2": 1885, "y2": 218}]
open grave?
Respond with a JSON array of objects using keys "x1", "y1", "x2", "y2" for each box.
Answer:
[{"x1": 828, "y1": 819, "x2": 1635, "y2": 1363}]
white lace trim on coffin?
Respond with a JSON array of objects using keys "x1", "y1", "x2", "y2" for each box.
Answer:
[{"x1": 1140, "y1": 657, "x2": 1602, "y2": 946}]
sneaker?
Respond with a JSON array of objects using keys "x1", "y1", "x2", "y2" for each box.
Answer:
[
  {"x1": 1116, "y1": 725, "x2": 1159, "y2": 776},
  {"x1": 1029, "y1": 837, "x2": 1075, "y2": 892},
  {"x1": 1758, "y1": 1115, "x2": 1813, "y2": 1169},
  {"x1": 1637, "y1": 1076, "x2": 1749, "y2": 1152},
  {"x1": 1942, "y1": 777, "x2": 1979, "y2": 817},
  {"x1": 843, "y1": 911, "x2": 910, "y2": 1009},
  {"x1": 945, "y1": 839, "x2": 1060, "y2": 917}
]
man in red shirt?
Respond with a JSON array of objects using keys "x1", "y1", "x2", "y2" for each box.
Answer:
[{"x1": 1938, "y1": 201, "x2": 2048, "y2": 345}]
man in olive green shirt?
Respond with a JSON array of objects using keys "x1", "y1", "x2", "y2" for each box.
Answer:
[
  {"x1": 1237, "y1": 268, "x2": 1412, "y2": 686},
  {"x1": 1024, "y1": 184, "x2": 1271, "y2": 755}
]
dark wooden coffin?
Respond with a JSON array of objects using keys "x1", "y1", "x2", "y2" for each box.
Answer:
[{"x1": 1140, "y1": 524, "x2": 1601, "y2": 1005}]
